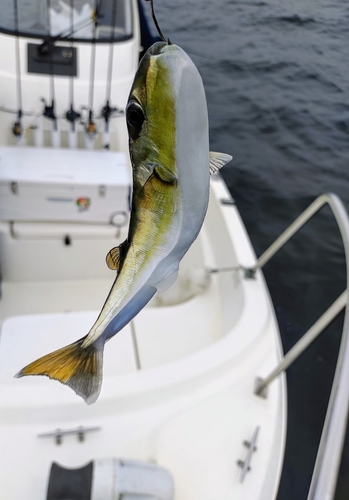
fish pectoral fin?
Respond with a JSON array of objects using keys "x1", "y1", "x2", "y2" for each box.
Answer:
[
  {"x1": 209, "y1": 151, "x2": 233, "y2": 174},
  {"x1": 153, "y1": 163, "x2": 178, "y2": 185},
  {"x1": 15, "y1": 337, "x2": 103, "y2": 405},
  {"x1": 156, "y1": 269, "x2": 179, "y2": 293},
  {"x1": 106, "y1": 239, "x2": 129, "y2": 271}
]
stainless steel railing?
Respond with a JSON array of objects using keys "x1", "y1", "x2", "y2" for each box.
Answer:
[{"x1": 248, "y1": 193, "x2": 349, "y2": 500}]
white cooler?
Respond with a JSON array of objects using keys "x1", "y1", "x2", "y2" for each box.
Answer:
[{"x1": 0, "y1": 146, "x2": 131, "y2": 224}]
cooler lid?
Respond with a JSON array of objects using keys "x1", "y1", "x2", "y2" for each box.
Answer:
[{"x1": 0, "y1": 146, "x2": 130, "y2": 186}]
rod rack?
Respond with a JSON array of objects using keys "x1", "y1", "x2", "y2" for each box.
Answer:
[{"x1": 248, "y1": 193, "x2": 349, "y2": 500}]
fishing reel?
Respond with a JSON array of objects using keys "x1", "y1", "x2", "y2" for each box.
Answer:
[
  {"x1": 85, "y1": 109, "x2": 98, "y2": 138},
  {"x1": 41, "y1": 98, "x2": 57, "y2": 122},
  {"x1": 101, "y1": 101, "x2": 124, "y2": 123},
  {"x1": 12, "y1": 121, "x2": 22, "y2": 137},
  {"x1": 100, "y1": 101, "x2": 124, "y2": 149},
  {"x1": 12, "y1": 110, "x2": 23, "y2": 138},
  {"x1": 66, "y1": 105, "x2": 81, "y2": 126}
]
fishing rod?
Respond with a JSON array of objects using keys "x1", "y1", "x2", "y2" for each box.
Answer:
[
  {"x1": 85, "y1": 0, "x2": 99, "y2": 142},
  {"x1": 103, "y1": 0, "x2": 118, "y2": 148},
  {"x1": 101, "y1": 0, "x2": 125, "y2": 149},
  {"x1": 106, "y1": 0, "x2": 118, "y2": 105},
  {"x1": 65, "y1": 0, "x2": 81, "y2": 148},
  {"x1": 42, "y1": 0, "x2": 59, "y2": 147},
  {"x1": 12, "y1": 0, "x2": 23, "y2": 138}
]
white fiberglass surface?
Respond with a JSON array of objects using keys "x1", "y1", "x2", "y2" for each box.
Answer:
[
  {"x1": 0, "y1": 316, "x2": 285, "y2": 500},
  {"x1": 0, "y1": 311, "x2": 136, "y2": 380},
  {"x1": 0, "y1": 223, "x2": 128, "y2": 283},
  {"x1": 0, "y1": 180, "x2": 286, "y2": 500},
  {"x1": 0, "y1": 201, "x2": 269, "y2": 412},
  {"x1": 0, "y1": 147, "x2": 129, "y2": 185},
  {"x1": 0, "y1": 180, "x2": 261, "y2": 388}
]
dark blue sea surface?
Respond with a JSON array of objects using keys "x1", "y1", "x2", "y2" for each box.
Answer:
[{"x1": 154, "y1": 1, "x2": 349, "y2": 498}]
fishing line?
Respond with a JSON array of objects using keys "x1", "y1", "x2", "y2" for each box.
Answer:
[{"x1": 145, "y1": 0, "x2": 170, "y2": 44}]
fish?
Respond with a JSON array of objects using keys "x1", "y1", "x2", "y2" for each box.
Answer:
[{"x1": 15, "y1": 41, "x2": 232, "y2": 404}]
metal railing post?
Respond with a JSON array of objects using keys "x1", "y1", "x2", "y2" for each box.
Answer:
[
  {"x1": 255, "y1": 291, "x2": 347, "y2": 398},
  {"x1": 252, "y1": 195, "x2": 334, "y2": 273},
  {"x1": 246, "y1": 193, "x2": 349, "y2": 500},
  {"x1": 307, "y1": 195, "x2": 349, "y2": 500}
]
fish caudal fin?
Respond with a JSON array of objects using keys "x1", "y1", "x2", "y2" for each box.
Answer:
[{"x1": 15, "y1": 337, "x2": 103, "y2": 405}]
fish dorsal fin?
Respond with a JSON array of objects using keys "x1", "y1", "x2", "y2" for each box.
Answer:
[
  {"x1": 209, "y1": 152, "x2": 233, "y2": 175},
  {"x1": 106, "y1": 240, "x2": 128, "y2": 271}
]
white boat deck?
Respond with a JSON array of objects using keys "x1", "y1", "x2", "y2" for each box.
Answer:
[
  {"x1": 0, "y1": 179, "x2": 287, "y2": 500},
  {"x1": 0, "y1": 269, "x2": 221, "y2": 379}
]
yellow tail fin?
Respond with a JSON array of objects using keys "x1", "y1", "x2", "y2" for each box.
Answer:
[{"x1": 15, "y1": 337, "x2": 103, "y2": 405}]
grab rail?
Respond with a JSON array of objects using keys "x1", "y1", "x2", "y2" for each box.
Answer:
[{"x1": 248, "y1": 193, "x2": 349, "y2": 500}]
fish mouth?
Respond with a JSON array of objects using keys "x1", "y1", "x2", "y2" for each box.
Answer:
[{"x1": 147, "y1": 41, "x2": 169, "y2": 56}]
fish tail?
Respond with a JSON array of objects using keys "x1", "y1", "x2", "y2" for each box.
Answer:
[{"x1": 15, "y1": 336, "x2": 103, "y2": 405}]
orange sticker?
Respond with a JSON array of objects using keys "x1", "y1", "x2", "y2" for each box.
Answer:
[{"x1": 76, "y1": 197, "x2": 91, "y2": 211}]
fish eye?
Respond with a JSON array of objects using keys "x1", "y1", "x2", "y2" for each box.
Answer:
[{"x1": 126, "y1": 101, "x2": 145, "y2": 140}]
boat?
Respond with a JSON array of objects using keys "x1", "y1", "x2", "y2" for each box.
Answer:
[{"x1": 0, "y1": 1, "x2": 348, "y2": 499}]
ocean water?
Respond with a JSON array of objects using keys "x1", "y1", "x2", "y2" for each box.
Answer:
[{"x1": 153, "y1": 1, "x2": 349, "y2": 498}]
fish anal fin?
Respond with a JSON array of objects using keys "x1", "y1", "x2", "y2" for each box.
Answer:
[
  {"x1": 156, "y1": 269, "x2": 179, "y2": 293},
  {"x1": 106, "y1": 240, "x2": 128, "y2": 271},
  {"x1": 153, "y1": 163, "x2": 178, "y2": 185},
  {"x1": 209, "y1": 151, "x2": 233, "y2": 174},
  {"x1": 15, "y1": 337, "x2": 103, "y2": 405}
]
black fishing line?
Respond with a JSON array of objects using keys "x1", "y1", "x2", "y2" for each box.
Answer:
[{"x1": 145, "y1": 0, "x2": 171, "y2": 44}]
